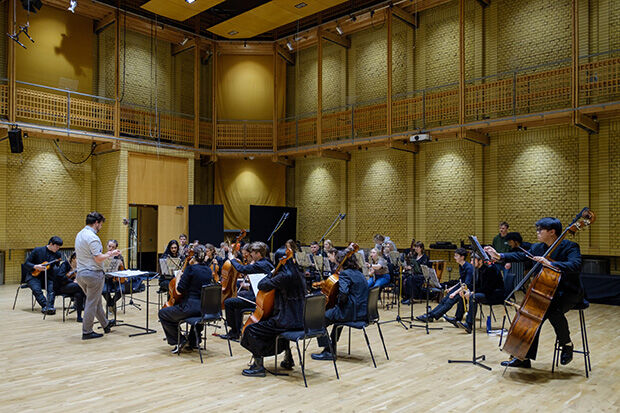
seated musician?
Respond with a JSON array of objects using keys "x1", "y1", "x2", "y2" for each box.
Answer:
[
  {"x1": 205, "y1": 243, "x2": 223, "y2": 280},
  {"x1": 305, "y1": 241, "x2": 322, "y2": 282},
  {"x1": 221, "y1": 242, "x2": 275, "y2": 342},
  {"x1": 158, "y1": 244, "x2": 213, "y2": 354},
  {"x1": 178, "y1": 233, "x2": 189, "y2": 258},
  {"x1": 323, "y1": 239, "x2": 334, "y2": 254},
  {"x1": 455, "y1": 253, "x2": 504, "y2": 333},
  {"x1": 402, "y1": 241, "x2": 431, "y2": 304},
  {"x1": 416, "y1": 248, "x2": 473, "y2": 323},
  {"x1": 240, "y1": 247, "x2": 305, "y2": 377},
  {"x1": 502, "y1": 232, "x2": 533, "y2": 296},
  {"x1": 102, "y1": 239, "x2": 126, "y2": 312},
  {"x1": 55, "y1": 252, "x2": 86, "y2": 322},
  {"x1": 312, "y1": 245, "x2": 369, "y2": 361},
  {"x1": 158, "y1": 239, "x2": 182, "y2": 293},
  {"x1": 373, "y1": 234, "x2": 397, "y2": 253},
  {"x1": 24, "y1": 236, "x2": 63, "y2": 315},
  {"x1": 366, "y1": 248, "x2": 390, "y2": 289},
  {"x1": 326, "y1": 248, "x2": 339, "y2": 274},
  {"x1": 485, "y1": 217, "x2": 583, "y2": 368}
]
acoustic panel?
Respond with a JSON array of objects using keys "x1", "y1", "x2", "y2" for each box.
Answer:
[
  {"x1": 249, "y1": 205, "x2": 297, "y2": 253},
  {"x1": 141, "y1": 0, "x2": 225, "y2": 22},
  {"x1": 189, "y1": 205, "x2": 224, "y2": 246}
]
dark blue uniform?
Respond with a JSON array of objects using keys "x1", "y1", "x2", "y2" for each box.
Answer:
[
  {"x1": 24, "y1": 246, "x2": 61, "y2": 311},
  {"x1": 426, "y1": 261, "x2": 474, "y2": 321}
]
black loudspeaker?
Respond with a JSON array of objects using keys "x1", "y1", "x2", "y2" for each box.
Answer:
[{"x1": 8, "y1": 128, "x2": 24, "y2": 153}]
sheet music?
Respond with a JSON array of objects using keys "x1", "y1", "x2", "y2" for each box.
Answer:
[
  {"x1": 103, "y1": 258, "x2": 121, "y2": 273},
  {"x1": 295, "y1": 252, "x2": 312, "y2": 268},
  {"x1": 354, "y1": 252, "x2": 369, "y2": 276},
  {"x1": 166, "y1": 257, "x2": 182, "y2": 272},
  {"x1": 248, "y1": 273, "x2": 268, "y2": 295},
  {"x1": 159, "y1": 259, "x2": 169, "y2": 276},
  {"x1": 107, "y1": 270, "x2": 149, "y2": 278}
]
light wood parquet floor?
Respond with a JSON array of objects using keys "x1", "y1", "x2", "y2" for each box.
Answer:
[{"x1": 1, "y1": 282, "x2": 619, "y2": 412}]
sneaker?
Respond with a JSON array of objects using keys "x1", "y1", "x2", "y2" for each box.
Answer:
[
  {"x1": 76, "y1": 316, "x2": 83, "y2": 323},
  {"x1": 46, "y1": 308, "x2": 56, "y2": 315},
  {"x1": 280, "y1": 356, "x2": 295, "y2": 370},
  {"x1": 443, "y1": 315, "x2": 460, "y2": 328},
  {"x1": 219, "y1": 333, "x2": 240, "y2": 342},
  {"x1": 171, "y1": 336, "x2": 188, "y2": 354},
  {"x1": 500, "y1": 357, "x2": 531, "y2": 368}
]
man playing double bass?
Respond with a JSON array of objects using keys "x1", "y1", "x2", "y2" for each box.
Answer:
[{"x1": 485, "y1": 217, "x2": 583, "y2": 368}]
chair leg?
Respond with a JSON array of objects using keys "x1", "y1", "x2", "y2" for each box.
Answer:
[
  {"x1": 196, "y1": 323, "x2": 204, "y2": 364},
  {"x1": 551, "y1": 338, "x2": 559, "y2": 372},
  {"x1": 580, "y1": 309, "x2": 591, "y2": 376},
  {"x1": 13, "y1": 286, "x2": 20, "y2": 310},
  {"x1": 376, "y1": 322, "x2": 389, "y2": 360},
  {"x1": 325, "y1": 331, "x2": 340, "y2": 380},
  {"x1": 223, "y1": 318, "x2": 233, "y2": 357},
  {"x1": 62, "y1": 297, "x2": 66, "y2": 323},
  {"x1": 362, "y1": 327, "x2": 377, "y2": 368},
  {"x1": 490, "y1": 306, "x2": 497, "y2": 322},
  {"x1": 347, "y1": 326, "x2": 351, "y2": 355},
  {"x1": 296, "y1": 340, "x2": 307, "y2": 388}
]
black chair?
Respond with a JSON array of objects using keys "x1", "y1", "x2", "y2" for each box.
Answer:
[
  {"x1": 552, "y1": 299, "x2": 592, "y2": 378},
  {"x1": 333, "y1": 286, "x2": 389, "y2": 368},
  {"x1": 177, "y1": 284, "x2": 233, "y2": 363},
  {"x1": 13, "y1": 264, "x2": 35, "y2": 311},
  {"x1": 274, "y1": 293, "x2": 339, "y2": 388}
]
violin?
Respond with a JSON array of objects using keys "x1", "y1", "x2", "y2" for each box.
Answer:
[
  {"x1": 112, "y1": 259, "x2": 127, "y2": 284},
  {"x1": 66, "y1": 268, "x2": 77, "y2": 280},
  {"x1": 163, "y1": 248, "x2": 194, "y2": 309},
  {"x1": 209, "y1": 258, "x2": 220, "y2": 283},
  {"x1": 313, "y1": 243, "x2": 359, "y2": 308},
  {"x1": 31, "y1": 258, "x2": 62, "y2": 277},
  {"x1": 220, "y1": 229, "x2": 247, "y2": 307},
  {"x1": 241, "y1": 248, "x2": 294, "y2": 336}
]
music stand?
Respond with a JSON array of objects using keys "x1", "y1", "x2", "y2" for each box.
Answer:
[
  {"x1": 448, "y1": 235, "x2": 491, "y2": 371},
  {"x1": 105, "y1": 270, "x2": 157, "y2": 337},
  {"x1": 379, "y1": 260, "x2": 412, "y2": 330},
  {"x1": 409, "y1": 265, "x2": 443, "y2": 334}
]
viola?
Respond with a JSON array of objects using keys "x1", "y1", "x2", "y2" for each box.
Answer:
[
  {"x1": 502, "y1": 208, "x2": 595, "y2": 361},
  {"x1": 163, "y1": 248, "x2": 194, "y2": 309},
  {"x1": 209, "y1": 258, "x2": 220, "y2": 283},
  {"x1": 241, "y1": 248, "x2": 294, "y2": 336},
  {"x1": 31, "y1": 258, "x2": 62, "y2": 277},
  {"x1": 220, "y1": 229, "x2": 247, "y2": 307},
  {"x1": 313, "y1": 243, "x2": 359, "y2": 309}
]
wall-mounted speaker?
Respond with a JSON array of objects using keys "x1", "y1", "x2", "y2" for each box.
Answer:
[{"x1": 8, "y1": 128, "x2": 24, "y2": 153}]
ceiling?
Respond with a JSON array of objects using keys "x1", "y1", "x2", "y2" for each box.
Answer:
[{"x1": 94, "y1": 0, "x2": 387, "y2": 41}]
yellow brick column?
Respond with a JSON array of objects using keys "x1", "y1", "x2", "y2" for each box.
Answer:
[
  {"x1": 485, "y1": 135, "x2": 498, "y2": 243},
  {"x1": 577, "y1": 130, "x2": 591, "y2": 253},
  {"x1": 416, "y1": 146, "x2": 427, "y2": 245},
  {"x1": 474, "y1": 142, "x2": 484, "y2": 239}
]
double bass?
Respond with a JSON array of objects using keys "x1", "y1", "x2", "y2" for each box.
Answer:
[
  {"x1": 163, "y1": 248, "x2": 194, "y2": 309},
  {"x1": 313, "y1": 243, "x2": 359, "y2": 308},
  {"x1": 220, "y1": 230, "x2": 247, "y2": 305},
  {"x1": 241, "y1": 248, "x2": 294, "y2": 336},
  {"x1": 501, "y1": 208, "x2": 595, "y2": 361}
]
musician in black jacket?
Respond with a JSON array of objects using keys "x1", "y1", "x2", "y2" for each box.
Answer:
[
  {"x1": 485, "y1": 217, "x2": 583, "y2": 368},
  {"x1": 402, "y1": 241, "x2": 431, "y2": 303},
  {"x1": 312, "y1": 246, "x2": 369, "y2": 360},
  {"x1": 56, "y1": 252, "x2": 86, "y2": 322},
  {"x1": 220, "y1": 242, "x2": 275, "y2": 341},
  {"x1": 240, "y1": 247, "x2": 305, "y2": 377},
  {"x1": 24, "y1": 236, "x2": 63, "y2": 314},
  {"x1": 158, "y1": 239, "x2": 183, "y2": 293},
  {"x1": 158, "y1": 245, "x2": 213, "y2": 354}
]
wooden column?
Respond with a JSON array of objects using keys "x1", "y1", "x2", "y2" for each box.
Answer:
[
  {"x1": 317, "y1": 28, "x2": 323, "y2": 150},
  {"x1": 458, "y1": 0, "x2": 465, "y2": 133},
  {"x1": 273, "y1": 44, "x2": 278, "y2": 156},
  {"x1": 211, "y1": 44, "x2": 218, "y2": 160},
  {"x1": 194, "y1": 38, "x2": 200, "y2": 150},
  {"x1": 113, "y1": 5, "x2": 121, "y2": 138},
  {"x1": 571, "y1": 0, "x2": 579, "y2": 123},
  {"x1": 7, "y1": 0, "x2": 16, "y2": 123},
  {"x1": 387, "y1": 9, "x2": 393, "y2": 138}
]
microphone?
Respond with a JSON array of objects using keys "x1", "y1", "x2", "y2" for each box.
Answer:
[
  {"x1": 340, "y1": 213, "x2": 346, "y2": 220},
  {"x1": 122, "y1": 218, "x2": 130, "y2": 226}
]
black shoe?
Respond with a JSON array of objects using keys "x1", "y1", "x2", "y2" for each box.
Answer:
[
  {"x1": 46, "y1": 308, "x2": 56, "y2": 315},
  {"x1": 560, "y1": 344, "x2": 573, "y2": 365},
  {"x1": 103, "y1": 319, "x2": 116, "y2": 334},
  {"x1": 280, "y1": 356, "x2": 295, "y2": 370},
  {"x1": 41, "y1": 307, "x2": 48, "y2": 314},
  {"x1": 500, "y1": 358, "x2": 531, "y2": 368},
  {"x1": 242, "y1": 364, "x2": 266, "y2": 377},
  {"x1": 82, "y1": 332, "x2": 104, "y2": 340},
  {"x1": 401, "y1": 299, "x2": 411, "y2": 305},
  {"x1": 457, "y1": 321, "x2": 472, "y2": 334},
  {"x1": 416, "y1": 314, "x2": 434, "y2": 323},
  {"x1": 443, "y1": 315, "x2": 460, "y2": 328},
  {"x1": 76, "y1": 316, "x2": 83, "y2": 323},
  {"x1": 219, "y1": 333, "x2": 240, "y2": 342},
  {"x1": 171, "y1": 337, "x2": 188, "y2": 354},
  {"x1": 311, "y1": 351, "x2": 335, "y2": 361}
]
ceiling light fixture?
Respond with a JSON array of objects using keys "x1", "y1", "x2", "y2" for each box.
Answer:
[
  {"x1": 350, "y1": 14, "x2": 357, "y2": 22},
  {"x1": 286, "y1": 41, "x2": 294, "y2": 51},
  {"x1": 68, "y1": 0, "x2": 77, "y2": 13},
  {"x1": 294, "y1": 2, "x2": 307, "y2": 8},
  {"x1": 228, "y1": 30, "x2": 239, "y2": 36},
  {"x1": 180, "y1": 37, "x2": 189, "y2": 46},
  {"x1": 335, "y1": 24, "x2": 343, "y2": 35},
  {"x1": 244, "y1": 40, "x2": 247, "y2": 48},
  {"x1": 185, "y1": 0, "x2": 196, "y2": 4}
]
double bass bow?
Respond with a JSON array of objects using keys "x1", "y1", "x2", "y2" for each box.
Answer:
[
  {"x1": 500, "y1": 208, "x2": 595, "y2": 361},
  {"x1": 241, "y1": 247, "x2": 294, "y2": 336},
  {"x1": 313, "y1": 243, "x2": 359, "y2": 309}
]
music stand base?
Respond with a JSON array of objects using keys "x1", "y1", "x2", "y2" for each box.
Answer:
[
  {"x1": 448, "y1": 355, "x2": 491, "y2": 370},
  {"x1": 380, "y1": 315, "x2": 411, "y2": 330}
]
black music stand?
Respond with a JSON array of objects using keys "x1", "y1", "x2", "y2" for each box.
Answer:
[
  {"x1": 410, "y1": 265, "x2": 443, "y2": 334},
  {"x1": 448, "y1": 235, "x2": 491, "y2": 371},
  {"x1": 380, "y1": 260, "x2": 411, "y2": 330},
  {"x1": 318, "y1": 213, "x2": 345, "y2": 277},
  {"x1": 105, "y1": 270, "x2": 157, "y2": 337}
]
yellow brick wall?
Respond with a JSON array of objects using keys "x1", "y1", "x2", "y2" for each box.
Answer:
[
  {"x1": 321, "y1": 40, "x2": 347, "y2": 110},
  {"x1": 94, "y1": 150, "x2": 127, "y2": 250}
]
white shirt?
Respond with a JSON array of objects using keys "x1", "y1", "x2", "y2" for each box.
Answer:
[{"x1": 75, "y1": 225, "x2": 103, "y2": 272}]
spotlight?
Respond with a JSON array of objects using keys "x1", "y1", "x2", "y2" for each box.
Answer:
[
  {"x1": 335, "y1": 24, "x2": 343, "y2": 35},
  {"x1": 286, "y1": 41, "x2": 294, "y2": 51},
  {"x1": 68, "y1": 0, "x2": 77, "y2": 13},
  {"x1": 370, "y1": 9, "x2": 375, "y2": 18},
  {"x1": 228, "y1": 30, "x2": 239, "y2": 36},
  {"x1": 294, "y1": 2, "x2": 307, "y2": 8},
  {"x1": 350, "y1": 14, "x2": 357, "y2": 22},
  {"x1": 185, "y1": 0, "x2": 196, "y2": 3},
  {"x1": 180, "y1": 37, "x2": 189, "y2": 46},
  {"x1": 244, "y1": 40, "x2": 247, "y2": 48}
]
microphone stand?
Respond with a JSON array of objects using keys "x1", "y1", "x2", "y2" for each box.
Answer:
[
  {"x1": 380, "y1": 259, "x2": 411, "y2": 330},
  {"x1": 124, "y1": 223, "x2": 141, "y2": 310},
  {"x1": 267, "y1": 212, "x2": 289, "y2": 254},
  {"x1": 318, "y1": 213, "x2": 345, "y2": 277}
]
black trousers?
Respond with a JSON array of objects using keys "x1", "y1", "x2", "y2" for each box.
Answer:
[
  {"x1": 158, "y1": 300, "x2": 201, "y2": 346},
  {"x1": 26, "y1": 274, "x2": 54, "y2": 309},
  {"x1": 429, "y1": 284, "x2": 461, "y2": 319},
  {"x1": 224, "y1": 290, "x2": 255, "y2": 337},
  {"x1": 317, "y1": 307, "x2": 347, "y2": 353},
  {"x1": 240, "y1": 319, "x2": 290, "y2": 358},
  {"x1": 57, "y1": 282, "x2": 85, "y2": 313},
  {"x1": 402, "y1": 274, "x2": 425, "y2": 300},
  {"x1": 526, "y1": 290, "x2": 583, "y2": 360}
]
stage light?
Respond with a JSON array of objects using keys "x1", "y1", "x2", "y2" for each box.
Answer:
[
  {"x1": 244, "y1": 40, "x2": 247, "y2": 48},
  {"x1": 228, "y1": 30, "x2": 239, "y2": 36},
  {"x1": 286, "y1": 41, "x2": 294, "y2": 51},
  {"x1": 180, "y1": 37, "x2": 189, "y2": 46},
  {"x1": 350, "y1": 14, "x2": 357, "y2": 22},
  {"x1": 68, "y1": 0, "x2": 77, "y2": 13},
  {"x1": 185, "y1": 0, "x2": 196, "y2": 4},
  {"x1": 335, "y1": 24, "x2": 343, "y2": 35}
]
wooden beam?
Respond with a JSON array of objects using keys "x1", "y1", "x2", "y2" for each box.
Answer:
[
  {"x1": 321, "y1": 149, "x2": 350, "y2": 161},
  {"x1": 392, "y1": 6, "x2": 418, "y2": 29},
  {"x1": 387, "y1": 9, "x2": 393, "y2": 138},
  {"x1": 94, "y1": 12, "x2": 116, "y2": 33},
  {"x1": 93, "y1": 142, "x2": 117, "y2": 155},
  {"x1": 211, "y1": 43, "x2": 218, "y2": 162},
  {"x1": 7, "y1": 0, "x2": 16, "y2": 123},
  {"x1": 462, "y1": 130, "x2": 490, "y2": 145},
  {"x1": 217, "y1": 42, "x2": 274, "y2": 56},
  {"x1": 194, "y1": 37, "x2": 200, "y2": 150},
  {"x1": 172, "y1": 38, "x2": 196, "y2": 56},
  {"x1": 388, "y1": 140, "x2": 419, "y2": 154},
  {"x1": 275, "y1": 44, "x2": 294, "y2": 65},
  {"x1": 575, "y1": 112, "x2": 599, "y2": 134},
  {"x1": 272, "y1": 155, "x2": 294, "y2": 167},
  {"x1": 317, "y1": 28, "x2": 323, "y2": 150},
  {"x1": 320, "y1": 30, "x2": 351, "y2": 49}
]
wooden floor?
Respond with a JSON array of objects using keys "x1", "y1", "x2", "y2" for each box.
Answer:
[{"x1": 1, "y1": 282, "x2": 619, "y2": 412}]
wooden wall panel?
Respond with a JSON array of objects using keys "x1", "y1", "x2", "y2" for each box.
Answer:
[
  {"x1": 157, "y1": 205, "x2": 187, "y2": 254},
  {"x1": 128, "y1": 153, "x2": 188, "y2": 207}
]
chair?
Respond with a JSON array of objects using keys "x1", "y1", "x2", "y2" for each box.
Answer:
[
  {"x1": 334, "y1": 286, "x2": 389, "y2": 368},
  {"x1": 13, "y1": 264, "x2": 35, "y2": 311},
  {"x1": 177, "y1": 284, "x2": 233, "y2": 363},
  {"x1": 274, "y1": 293, "x2": 339, "y2": 388},
  {"x1": 61, "y1": 294, "x2": 76, "y2": 322},
  {"x1": 552, "y1": 299, "x2": 592, "y2": 378}
]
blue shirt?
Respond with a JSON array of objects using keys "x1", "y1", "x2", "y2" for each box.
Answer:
[{"x1": 459, "y1": 261, "x2": 474, "y2": 290}]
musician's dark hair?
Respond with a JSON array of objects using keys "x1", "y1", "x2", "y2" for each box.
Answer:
[
  {"x1": 179, "y1": 234, "x2": 187, "y2": 239},
  {"x1": 250, "y1": 242, "x2": 268, "y2": 257},
  {"x1": 414, "y1": 241, "x2": 425, "y2": 253},
  {"x1": 86, "y1": 211, "x2": 105, "y2": 225},
  {"x1": 69, "y1": 252, "x2": 76, "y2": 261},
  {"x1": 241, "y1": 243, "x2": 251, "y2": 252},
  {"x1": 535, "y1": 217, "x2": 562, "y2": 236},
  {"x1": 455, "y1": 248, "x2": 468, "y2": 258},
  {"x1": 48, "y1": 236, "x2": 63, "y2": 246},
  {"x1": 373, "y1": 234, "x2": 385, "y2": 243},
  {"x1": 286, "y1": 239, "x2": 299, "y2": 252},
  {"x1": 107, "y1": 239, "x2": 118, "y2": 248},
  {"x1": 505, "y1": 232, "x2": 523, "y2": 244},
  {"x1": 205, "y1": 243, "x2": 216, "y2": 252},
  {"x1": 337, "y1": 249, "x2": 359, "y2": 270},
  {"x1": 310, "y1": 241, "x2": 319, "y2": 246},
  {"x1": 409, "y1": 238, "x2": 416, "y2": 249},
  {"x1": 163, "y1": 239, "x2": 180, "y2": 257},
  {"x1": 499, "y1": 221, "x2": 509, "y2": 228},
  {"x1": 193, "y1": 245, "x2": 207, "y2": 263}
]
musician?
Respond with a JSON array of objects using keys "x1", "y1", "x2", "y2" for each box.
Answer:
[
  {"x1": 485, "y1": 217, "x2": 583, "y2": 368},
  {"x1": 205, "y1": 243, "x2": 223, "y2": 280},
  {"x1": 456, "y1": 254, "x2": 504, "y2": 333},
  {"x1": 402, "y1": 241, "x2": 431, "y2": 304},
  {"x1": 373, "y1": 233, "x2": 397, "y2": 252},
  {"x1": 240, "y1": 246, "x2": 305, "y2": 377},
  {"x1": 75, "y1": 212, "x2": 119, "y2": 340},
  {"x1": 493, "y1": 221, "x2": 512, "y2": 276},
  {"x1": 416, "y1": 248, "x2": 473, "y2": 323},
  {"x1": 220, "y1": 242, "x2": 275, "y2": 342},
  {"x1": 366, "y1": 248, "x2": 389, "y2": 289},
  {"x1": 158, "y1": 244, "x2": 213, "y2": 353},
  {"x1": 55, "y1": 252, "x2": 86, "y2": 322},
  {"x1": 312, "y1": 246, "x2": 369, "y2": 361},
  {"x1": 24, "y1": 236, "x2": 63, "y2": 315},
  {"x1": 503, "y1": 232, "x2": 533, "y2": 296},
  {"x1": 324, "y1": 239, "x2": 334, "y2": 252},
  {"x1": 158, "y1": 239, "x2": 182, "y2": 293},
  {"x1": 102, "y1": 239, "x2": 126, "y2": 312},
  {"x1": 178, "y1": 234, "x2": 189, "y2": 258},
  {"x1": 326, "y1": 248, "x2": 339, "y2": 274}
]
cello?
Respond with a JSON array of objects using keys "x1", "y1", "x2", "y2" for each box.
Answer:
[
  {"x1": 313, "y1": 243, "x2": 359, "y2": 309},
  {"x1": 163, "y1": 248, "x2": 194, "y2": 309},
  {"x1": 241, "y1": 248, "x2": 294, "y2": 336},
  {"x1": 501, "y1": 208, "x2": 595, "y2": 361},
  {"x1": 220, "y1": 230, "x2": 247, "y2": 305}
]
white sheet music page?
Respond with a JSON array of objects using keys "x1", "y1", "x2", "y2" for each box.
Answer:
[{"x1": 248, "y1": 273, "x2": 268, "y2": 295}]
